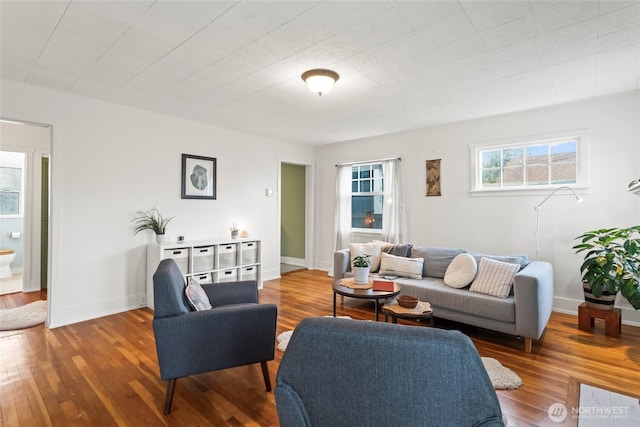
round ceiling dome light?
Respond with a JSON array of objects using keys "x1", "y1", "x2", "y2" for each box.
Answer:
[{"x1": 301, "y1": 69, "x2": 339, "y2": 96}]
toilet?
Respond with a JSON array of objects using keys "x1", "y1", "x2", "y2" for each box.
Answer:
[{"x1": 0, "y1": 249, "x2": 16, "y2": 279}]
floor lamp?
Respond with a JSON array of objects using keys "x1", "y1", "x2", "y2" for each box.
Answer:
[{"x1": 534, "y1": 186, "x2": 583, "y2": 260}]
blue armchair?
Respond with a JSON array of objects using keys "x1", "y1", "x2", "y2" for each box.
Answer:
[
  {"x1": 152, "y1": 259, "x2": 277, "y2": 414},
  {"x1": 275, "y1": 317, "x2": 504, "y2": 426}
]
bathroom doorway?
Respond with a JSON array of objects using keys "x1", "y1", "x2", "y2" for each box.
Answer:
[{"x1": 0, "y1": 120, "x2": 51, "y2": 296}]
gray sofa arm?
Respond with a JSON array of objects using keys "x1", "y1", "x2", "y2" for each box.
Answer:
[
  {"x1": 513, "y1": 261, "x2": 554, "y2": 342},
  {"x1": 333, "y1": 249, "x2": 351, "y2": 284}
]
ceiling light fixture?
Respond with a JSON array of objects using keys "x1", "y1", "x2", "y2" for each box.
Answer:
[{"x1": 301, "y1": 69, "x2": 339, "y2": 96}]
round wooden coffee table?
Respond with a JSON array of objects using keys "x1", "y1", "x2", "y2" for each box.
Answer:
[
  {"x1": 382, "y1": 300, "x2": 434, "y2": 326},
  {"x1": 333, "y1": 280, "x2": 401, "y2": 321}
]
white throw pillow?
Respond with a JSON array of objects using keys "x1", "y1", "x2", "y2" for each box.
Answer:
[
  {"x1": 378, "y1": 252, "x2": 423, "y2": 279},
  {"x1": 444, "y1": 253, "x2": 478, "y2": 288},
  {"x1": 185, "y1": 277, "x2": 212, "y2": 311},
  {"x1": 469, "y1": 257, "x2": 520, "y2": 298},
  {"x1": 349, "y1": 242, "x2": 382, "y2": 272}
]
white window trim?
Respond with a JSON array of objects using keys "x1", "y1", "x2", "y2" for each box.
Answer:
[{"x1": 468, "y1": 129, "x2": 590, "y2": 197}]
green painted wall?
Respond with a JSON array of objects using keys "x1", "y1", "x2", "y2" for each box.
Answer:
[{"x1": 281, "y1": 164, "x2": 305, "y2": 259}]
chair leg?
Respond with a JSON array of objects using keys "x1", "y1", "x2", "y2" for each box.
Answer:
[
  {"x1": 163, "y1": 378, "x2": 177, "y2": 415},
  {"x1": 261, "y1": 361, "x2": 272, "y2": 392}
]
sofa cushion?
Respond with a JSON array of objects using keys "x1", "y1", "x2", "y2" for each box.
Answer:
[
  {"x1": 378, "y1": 252, "x2": 423, "y2": 279},
  {"x1": 411, "y1": 246, "x2": 467, "y2": 278},
  {"x1": 469, "y1": 258, "x2": 520, "y2": 298},
  {"x1": 392, "y1": 276, "x2": 515, "y2": 323},
  {"x1": 349, "y1": 242, "x2": 382, "y2": 272},
  {"x1": 468, "y1": 252, "x2": 530, "y2": 270},
  {"x1": 185, "y1": 277, "x2": 212, "y2": 311},
  {"x1": 444, "y1": 253, "x2": 478, "y2": 288}
]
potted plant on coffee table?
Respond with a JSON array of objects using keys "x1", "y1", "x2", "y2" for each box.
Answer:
[
  {"x1": 573, "y1": 225, "x2": 640, "y2": 310},
  {"x1": 352, "y1": 254, "x2": 371, "y2": 284},
  {"x1": 132, "y1": 207, "x2": 173, "y2": 244}
]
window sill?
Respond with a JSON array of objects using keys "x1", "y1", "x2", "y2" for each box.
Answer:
[
  {"x1": 351, "y1": 229, "x2": 384, "y2": 236},
  {"x1": 469, "y1": 186, "x2": 590, "y2": 197}
]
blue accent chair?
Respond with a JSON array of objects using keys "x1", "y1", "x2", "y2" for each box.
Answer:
[
  {"x1": 152, "y1": 258, "x2": 277, "y2": 414},
  {"x1": 275, "y1": 317, "x2": 504, "y2": 426}
]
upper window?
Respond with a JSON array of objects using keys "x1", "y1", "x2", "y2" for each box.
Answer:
[
  {"x1": 351, "y1": 163, "x2": 383, "y2": 230},
  {"x1": 0, "y1": 166, "x2": 23, "y2": 216},
  {"x1": 470, "y1": 132, "x2": 588, "y2": 193}
]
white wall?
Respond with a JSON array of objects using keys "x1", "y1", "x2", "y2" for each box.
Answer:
[
  {"x1": 1, "y1": 80, "x2": 315, "y2": 327},
  {"x1": 315, "y1": 91, "x2": 640, "y2": 325}
]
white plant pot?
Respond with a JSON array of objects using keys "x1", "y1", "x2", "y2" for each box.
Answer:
[
  {"x1": 353, "y1": 267, "x2": 370, "y2": 284},
  {"x1": 156, "y1": 234, "x2": 165, "y2": 244}
]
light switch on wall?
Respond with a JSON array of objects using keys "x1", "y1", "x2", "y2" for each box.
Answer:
[{"x1": 265, "y1": 188, "x2": 274, "y2": 197}]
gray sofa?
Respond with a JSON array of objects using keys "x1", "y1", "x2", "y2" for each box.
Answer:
[{"x1": 333, "y1": 245, "x2": 554, "y2": 353}]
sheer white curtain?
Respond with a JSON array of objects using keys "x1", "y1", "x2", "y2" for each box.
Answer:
[
  {"x1": 329, "y1": 165, "x2": 352, "y2": 276},
  {"x1": 381, "y1": 158, "x2": 404, "y2": 243}
]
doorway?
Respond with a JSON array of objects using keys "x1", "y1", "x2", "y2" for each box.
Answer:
[
  {"x1": 0, "y1": 120, "x2": 51, "y2": 298},
  {"x1": 280, "y1": 162, "x2": 313, "y2": 275}
]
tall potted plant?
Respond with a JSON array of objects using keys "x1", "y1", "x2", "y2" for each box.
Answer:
[
  {"x1": 132, "y1": 207, "x2": 173, "y2": 244},
  {"x1": 352, "y1": 254, "x2": 371, "y2": 284},
  {"x1": 573, "y1": 226, "x2": 640, "y2": 310}
]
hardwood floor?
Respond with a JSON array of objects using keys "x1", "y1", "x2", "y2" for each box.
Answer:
[{"x1": 1, "y1": 270, "x2": 639, "y2": 426}]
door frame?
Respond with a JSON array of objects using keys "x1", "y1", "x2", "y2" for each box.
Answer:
[
  {"x1": 0, "y1": 118, "x2": 52, "y2": 321},
  {"x1": 278, "y1": 160, "x2": 315, "y2": 272}
]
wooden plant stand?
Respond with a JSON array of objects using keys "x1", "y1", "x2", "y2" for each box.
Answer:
[{"x1": 578, "y1": 302, "x2": 621, "y2": 338}]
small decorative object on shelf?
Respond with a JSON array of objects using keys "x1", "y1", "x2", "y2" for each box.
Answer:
[
  {"x1": 131, "y1": 206, "x2": 173, "y2": 244},
  {"x1": 230, "y1": 223, "x2": 239, "y2": 239}
]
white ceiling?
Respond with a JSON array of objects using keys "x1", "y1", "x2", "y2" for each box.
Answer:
[{"x1": 1, "y1": 1, "x2": 639, "y2": 145}]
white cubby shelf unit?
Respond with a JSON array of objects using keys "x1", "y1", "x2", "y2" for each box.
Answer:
[{"x1": 146, "y1": 238, "x2": 261, "y2": 309}]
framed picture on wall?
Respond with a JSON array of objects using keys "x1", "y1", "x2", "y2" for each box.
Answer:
[
  {"x1": 425, "y1": 159, "x2": 441, "y2": 196},
  {"x1": 181, "y1": 154, "x2": 216, "y2": 199}
]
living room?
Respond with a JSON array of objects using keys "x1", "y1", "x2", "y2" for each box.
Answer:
[{"x1": 1, "y1": 1, "x2": 639, "y2": 425}]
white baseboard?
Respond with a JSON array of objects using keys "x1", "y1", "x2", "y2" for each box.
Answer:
[{"x1": 280, "y1": 256, "x2": 305, "y2": 266}]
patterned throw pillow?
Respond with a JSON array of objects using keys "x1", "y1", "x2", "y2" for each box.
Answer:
[
  {"x1": 374, "y1": 241, "x2": 413, "y2": 257},
  {"x1": 469, "y1": 257, "x2": 520, "y2": 298},
  {"x1": 185, "y1": 277, "x2": 212, "y2": 311},
  {"x1": 378, "y1": 252, "x2": 424, "y2": 279}
]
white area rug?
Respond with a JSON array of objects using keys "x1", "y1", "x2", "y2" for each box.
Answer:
[
  {"x1": 481, "y1": 357, "x2": 523, "y2": 390},
  {"x1": 276, "y1": 328, "x2": 522, "y2": 390},
  {"x1": 0, "y1": 300, "x2": 47, "y2": 330}
]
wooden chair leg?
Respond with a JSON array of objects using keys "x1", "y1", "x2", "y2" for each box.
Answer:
[
  {"x1": 524, "y1": 337, "x2": 532, "y2": 353},
  {"x1": 261, "y1": 361, "x2": 272, "y2": 392},
  {"x1": 163, "y1": 379, "x2": 177, "y2": 415}
]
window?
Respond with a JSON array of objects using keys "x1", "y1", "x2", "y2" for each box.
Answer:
[
  {"x1": 351, "y1": 163, "x2": 383, "y2": 230},
  {"x1": 470, "y1": 132, "x2": 588, "y2": 193},
  {"x1": 0, "y1": 166, "x2": 23, "y2": 216}
]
